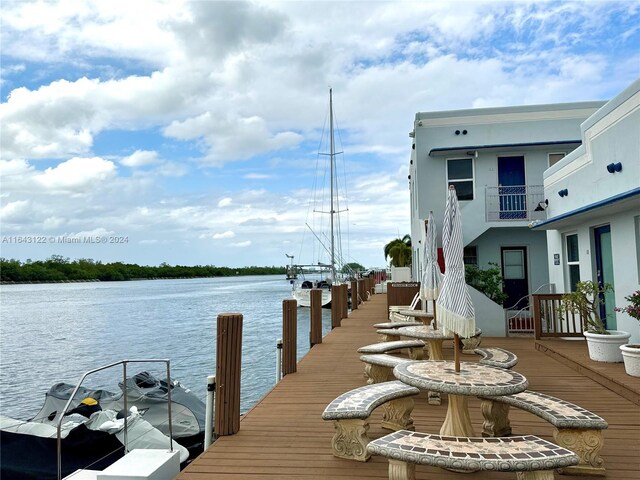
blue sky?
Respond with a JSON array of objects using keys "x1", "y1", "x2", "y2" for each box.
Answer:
[{"x1": 1, "y1": 0, "x2": 639, "y2": 268}]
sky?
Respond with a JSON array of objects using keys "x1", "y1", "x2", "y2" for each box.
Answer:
[{"x1": 1, "y1": 0, "x2": 639, "y2": 269}]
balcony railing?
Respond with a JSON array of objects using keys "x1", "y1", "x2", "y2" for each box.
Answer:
[{"x1": 485, "y1": 185, "x2": 545, "y2": 222}]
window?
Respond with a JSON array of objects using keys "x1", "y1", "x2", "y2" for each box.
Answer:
[
  {"x1": 447, "y1": 158, "x2": 474, "y2": 200},
  {"x1": 463, "y1": 246, "x2": 478, "y2": 266},
  {"x1": 548, "y1": 152, "x2": 566, "y2": 167},
  {"x1": 565, "y1": 234, "x2": 580, "y2": 291}
]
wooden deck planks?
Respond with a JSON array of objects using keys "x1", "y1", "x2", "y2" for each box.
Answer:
[{"x1": 179, "y1": 293, "x2": 640, "y2": 480}]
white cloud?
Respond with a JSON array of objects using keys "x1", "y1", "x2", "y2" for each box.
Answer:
[
  {"x1": 212, "y1": 230, "x2": 235, "y2": 239},
  {"x1": 121, "y1": 150, "x2": 158, "y2": 167},
  {"x1": 230, "y1": 240, "x2": 252, "y2": 247},
  {"x1": 217, "y1": 197, "x2": 232, "y2": 207},
  {"x1": 243, "y1": 173, "x2": 273, "y2": 179},
  {"x1": 35, "y1": 157, "x2": 116, "y2": 192},
  {"x1": 0, "y1": 199, "x2": 31, "y2": 222}
]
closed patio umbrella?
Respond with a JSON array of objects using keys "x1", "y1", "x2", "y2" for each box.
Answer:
[
  {"x1": 420, "y1": 211, "x2": 443, "y2": 328},
  {"x1": 436, "y1": 185, "x2": 475, "y2": 372}
]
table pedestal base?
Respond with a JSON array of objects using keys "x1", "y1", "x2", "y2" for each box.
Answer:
[
  {"x1": 389, "y1": 459, "x2": 415, "y2": 480},
  {"x1": 381, "y1": 397, "x2": 415, "y2": 432},
  {"x1": 516, "y1": 471, "x2": 556, "y2": 480},
  {"x1": 440, "y1": 394, "x2": 475, "y2": 437}
]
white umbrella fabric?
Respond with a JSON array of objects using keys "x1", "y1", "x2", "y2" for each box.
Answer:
[
  {"x1": 420, "y1": 211, "x2": 443, "y2": 326},
  {"x1": 436, "y1": 185, "x2": 475, "y2": 371}
]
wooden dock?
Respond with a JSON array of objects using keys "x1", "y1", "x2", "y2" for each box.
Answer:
[{"x1": 179, "y1": 293, "x2": 640, "y2": 479}]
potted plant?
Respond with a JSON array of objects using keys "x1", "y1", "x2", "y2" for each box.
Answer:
[
  {"x1": 616, "y1": 290, "x2": 640, "y2": 376},
  {"x1": 561, "y1": 281, "x2": 630, "y2": 362}
]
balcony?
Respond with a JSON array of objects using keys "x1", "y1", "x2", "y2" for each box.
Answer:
[{"x1": 485, "y1": 184, "x2": 546, "y2": 222}]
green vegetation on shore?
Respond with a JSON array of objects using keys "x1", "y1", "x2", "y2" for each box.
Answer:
[{"x1": 0, "y1": 256, "x2": 285, "y2": 283}]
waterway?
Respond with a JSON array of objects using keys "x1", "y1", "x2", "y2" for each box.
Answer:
[{"x1": 0, "y1": 275, "x2": 333, "y2": 420}]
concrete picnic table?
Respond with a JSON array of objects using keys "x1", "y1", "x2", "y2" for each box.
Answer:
[
  {"x1": 394, "y1": 360, "x2": 528, "y2": 437},
  {"x1": 397, "y1": 309, "x2": 435, "y2": 326}
]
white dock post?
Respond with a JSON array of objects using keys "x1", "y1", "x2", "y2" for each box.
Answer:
[
  {"x1": 276, "y1": 338, "x2": 283, "y2": 383},
  {"x1": 204, "y1": 375, "x2": 215, "y2": 449}
]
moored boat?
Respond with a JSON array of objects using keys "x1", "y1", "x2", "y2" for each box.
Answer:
[
  {"x1": 291, "y1": 88, "x2": 358, "y2": 307},
  {"x1": 0, "y1": 370, "x2": 205, "y2": 479}
]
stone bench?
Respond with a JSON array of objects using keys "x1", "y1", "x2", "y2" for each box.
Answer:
[
  {"x1": 373, "y1": 321, "x2": 422, "y2": 329},
  {"x1": 367, "y1": 430, "x2": 579, "y2": 480},
  {"x1": 321, "y1": 381, "x2": 420, "y2": 462},
  {"x1": 479, "y1": 390, "x2": 608, "y2": 476},
  {"x1": 358, "y1": 340, "x2": 426, "y2": 360},
  {"x1": 377, "y1": 329, "x2": 402, "y2": 342},
  {"x1": 360, "y1": 354, "x2": 412, "y2": 384},
  {"x1": 474, "y1": 347, "x2": 518, "y2": 369},
  {"x1": 460, "y1": 329, "x2": 482, "y2": 353}
]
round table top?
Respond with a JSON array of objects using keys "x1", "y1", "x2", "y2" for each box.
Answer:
[
  {"x1": 395, "y1": 325, "x2": 454, "y2": 340},
  {"x1": 393, "y1": 360, "x2": 528, "y2": 396},
  {"x1": 397, "y1": 310, "x2": 434, "y2": 318}
]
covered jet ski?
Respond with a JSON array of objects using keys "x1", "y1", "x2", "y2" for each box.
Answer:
[
  {"x1": 31, "y1": 371, "x2": 206, "y2": 456},
  {"x1": 1, "y1": 405, "x2": 188, "y2": 480}
]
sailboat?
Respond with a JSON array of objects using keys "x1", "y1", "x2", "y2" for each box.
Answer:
[{"x1": 291, "y1": 88, "x2": 351, "y2": 308}]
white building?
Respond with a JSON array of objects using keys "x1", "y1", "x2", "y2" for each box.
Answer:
[
  {"x1": 533, "y1": 79, "x2": 640, "y2": 343},
  {"x1": 410, "y1": 101, "x2": 604, "y2": 336}
]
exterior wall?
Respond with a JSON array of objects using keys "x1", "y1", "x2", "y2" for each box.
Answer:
[
  {"x1": 544, "y1": 87, "x2": 640, "y2": 217},
  {"x1": 471, "y1": 227, "x2": 550, "y2": 297},
  {"x1": 409, "y1": 102, "x2": 603, "y2": 336},
  {"x1": 545, "y1": 210, "x2": 639, "y2": 342},
  {"x1": 410, "y1": 101, "x2": 605, "y2": 258},
  {"x1": 540, "y1": 79, "x2": 640, "y2": 343}
]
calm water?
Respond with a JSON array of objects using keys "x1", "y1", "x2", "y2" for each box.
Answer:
[{"x1": 0, "y1": 276, "x2": 333, "y2": 420}]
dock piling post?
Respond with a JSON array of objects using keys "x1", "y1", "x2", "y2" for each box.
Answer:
[
  {"x1": 351, "y1": 280, "x2": 358, "y2": 310},
  {"x1": 341, "y1": 283, "x2": 349, "y2": 319},
  {"x1": 282, "y1": 299, "x2": 297, "y2": 376},
  {"x1": 215, "y1": 313, "x2": 243, "y2": 436},
  {"x1": 310, "y1": 289, "x2": 322, "y2": 347},
  {"x1": 357, "y1": 279, "x2": 366, "y2": 302},
  {"x1": 331, "y1": 285, "x2": 341, "y2": 328}
]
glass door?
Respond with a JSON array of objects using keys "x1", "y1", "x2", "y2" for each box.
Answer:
[{"x1": 594, "y1": 225, "x2": 615, "y2": 329}]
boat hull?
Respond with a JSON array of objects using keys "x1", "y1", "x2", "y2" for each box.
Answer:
[{"x1": 293, "y1": 288, "x2": 332, "y2": 308}]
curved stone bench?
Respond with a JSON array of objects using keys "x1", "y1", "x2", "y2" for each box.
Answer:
[
  {"x1": 322, "y1": 381, "x2": 420, "y2": 462},
  {"x1": 360, "y1": 354, "x2": 412, "y2": 384},
  {"x1": 474, "y1": 347, "x2": 518, "y2": 369},
  {"x1": 377, "y1": 329, "x2": 402, "y2": 342},
  {"x1": 367, "y1": 430, "x2": 579, "y2": 479},
  {"x1": 358, "y1": 340, "x2": 426, "y2": 360},
  {"x1": 373, "y1": 321, "x2": 422, "y2": 329},
  {"x1": 479, "y1": 390, "x2": 608, "y2": 476}
]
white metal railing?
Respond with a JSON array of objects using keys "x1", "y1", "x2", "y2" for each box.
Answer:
[
  {"x1": 485, "y1": 185, "x2": 545, "y2": 222},
  {"x1": 56, "y1": 359, "x2": 173, "y2": 480}
]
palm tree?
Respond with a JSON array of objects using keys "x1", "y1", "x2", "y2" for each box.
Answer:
[{"x1": 384, "y1": 234, "x2": 412, "y2": 267}]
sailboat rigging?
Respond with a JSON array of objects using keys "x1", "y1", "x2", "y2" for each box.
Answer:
[{"x1": 290, "y1": 88, "x2": 353, "y2": 307}]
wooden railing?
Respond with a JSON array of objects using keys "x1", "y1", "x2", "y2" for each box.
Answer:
[
  {"x1": 387, "y1": 282, "x2": 421, "y2": 311},
  {"x1": 532, "y1": 294, "x2": 586, "y2": 339}
]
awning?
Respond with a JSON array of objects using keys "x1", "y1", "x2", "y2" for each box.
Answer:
[
  {"x1": 531, "y1": 187, "x2": 640, "y2": 230},
  {"x1": 428, "y1": 140, "x2": 581, "y2": 157}
]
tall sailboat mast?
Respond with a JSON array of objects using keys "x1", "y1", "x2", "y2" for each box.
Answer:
[{"x1": 329, "y1": 88, "x2": 336, "y2": 282}]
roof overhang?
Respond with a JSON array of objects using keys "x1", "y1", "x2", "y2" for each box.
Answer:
[
  {"x1": 531, "y1": 188, "x2": 640, "y2": 231},
  {"x1": 428, "y1": 140, "x2": 582, "y2": 157}
]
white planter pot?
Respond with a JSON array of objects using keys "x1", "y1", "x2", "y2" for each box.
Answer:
[
  {"x1": 583, "y1": 330, "x2": 631, "y2": 362},
  {"x1": 620, "y1": 344, "x2": 640, "y2": 377}
]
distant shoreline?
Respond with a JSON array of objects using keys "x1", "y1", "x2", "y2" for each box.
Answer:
[
  {"x1": 0, "y1": 275, "x2": 269, "y2": 285},
  {"x1": 0, "y1": 257, "x2": 286, "y2": 284},
  {"x1": 1, "y1": 275, "x2": 283, "y2": 286}
]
